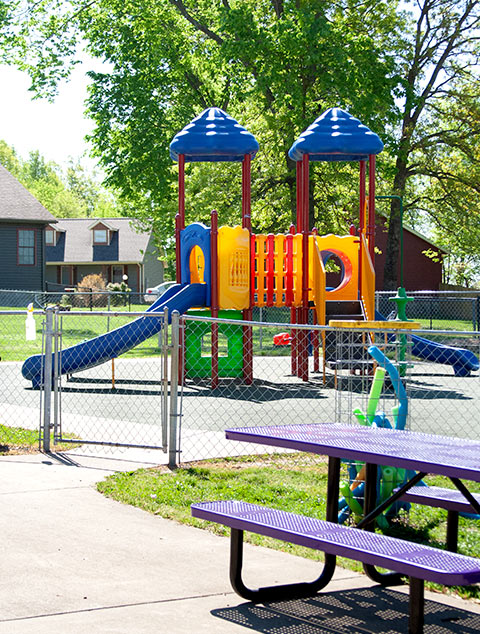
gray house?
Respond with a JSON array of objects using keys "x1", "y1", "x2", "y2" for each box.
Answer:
[
  {"x1": 0, "y1": 164, "x2": 56, "y2": 290},
  {"x1": 45, "y1": 218, "x2": 164, "y2": 293}
]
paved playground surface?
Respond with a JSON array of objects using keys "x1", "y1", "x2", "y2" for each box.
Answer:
[{"x1": 2, "y1": 451, "x2": 480, "y2": 633}]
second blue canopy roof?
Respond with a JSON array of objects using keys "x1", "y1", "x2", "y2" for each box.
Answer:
[
  {"x1": 288, "y1": 107, "x2": 383, "y2": 162},
  {"x1": 170, "y1": 108, "x2": 259, "y2": 163}
]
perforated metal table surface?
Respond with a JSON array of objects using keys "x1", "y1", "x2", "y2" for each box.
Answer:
[{"x1": 225, "y1": 423, "x2": 480, "y2": 482}]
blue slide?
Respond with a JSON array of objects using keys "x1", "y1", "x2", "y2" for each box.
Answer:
[
  {"x1": 375, "y1": 310, "x2": 479, "y2": 377},
  {"x1": 22, "y1": 283, "x2": 207, "y2": 388},
  {"x1": 410, "y1": 333, "x2": 479, "y2": 377}
]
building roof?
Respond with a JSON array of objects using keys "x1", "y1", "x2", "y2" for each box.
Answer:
[
  {"x1": 169, "y1": 107, "x2": 259, "y2": 163},
  {"x1": 288, "y1": 107, "x2": 383, "y2": 162},
  {"x1": 0, "y1": 164, "x2": 57, "y2": 223},
  {"x1": 47, "y1": 218, "x2": 157, "y2": 264}
]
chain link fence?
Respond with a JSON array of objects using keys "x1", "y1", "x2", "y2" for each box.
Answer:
[
  {"x1": 376, "y1": 290, "x2": 480, "y2": 331},
  {"x1": 1, "y1": 305, "x2": 479, "y2": 465},
  {"x1": 0, "y1": 288, "x2": 151, "y2": 311}
]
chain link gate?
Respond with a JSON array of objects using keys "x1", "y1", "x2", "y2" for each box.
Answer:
[{"x1": 37, "y1": 307, "x2": 175, "y2": 456}]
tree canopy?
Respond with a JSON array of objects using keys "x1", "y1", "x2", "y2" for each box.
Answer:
[
  {"x1": 0, "y1": 139, "x2": 123, "y2": 218},
  {"x1": 2, "y1": 1, "x2": 480, "y2": 288}
]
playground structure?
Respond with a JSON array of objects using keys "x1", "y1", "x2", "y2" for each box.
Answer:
[
  {"x1": 169, "y1": 106, "x2": 383, "y2": 387},
  {"x1": 21, "y1": 106, "x2": 479, "y2": 388}
]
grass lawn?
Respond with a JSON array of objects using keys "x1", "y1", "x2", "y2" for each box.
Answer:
[
  {"x1": 97, "y1": 454, "x2": 480, "y2": 601},
  {"x1": 0, "y1": 423, "x2": 78, "y2": 455},
  {"x1": 0, "y1": 309, "x2": 163, "y2": 362}
]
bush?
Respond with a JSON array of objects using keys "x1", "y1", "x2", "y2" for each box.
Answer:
[
  {"x1": 77, "y1": 274, "x2": 108, "y2": 307},
  {"x1": 60, "y1": 294, "x2": 73, "y2": 308},
  {"x1": 106, "y1": 281, "x2": 131, "y2": 306}
]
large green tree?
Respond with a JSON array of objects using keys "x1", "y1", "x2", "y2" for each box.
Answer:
[
  {"x1": 381, "y1": 0, "x2": 480, "y2": 289},
  {"x1": 1, "y1": 0, "x2": 403, "y2": 242},
  {"x1": 4, "y1": 1, "x2": 480, "y2": 289}
]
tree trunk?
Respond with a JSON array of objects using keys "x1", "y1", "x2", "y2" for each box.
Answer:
[{"x1": 383, "y1": 159, "x2": 408, "y2": 290}]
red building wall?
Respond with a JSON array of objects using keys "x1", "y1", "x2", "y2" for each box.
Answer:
[{"x1": 374, "y1": 220, "x2": 444, "y2": 291}]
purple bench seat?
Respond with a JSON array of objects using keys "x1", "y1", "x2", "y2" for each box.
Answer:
[
  {"x1": 192, "y1": 500, "x2": 480, "y2": 633},
  {"x1": 400, "y1": 485, "x2": 480, "y2": 512},
  {"x1": 399, "y1": 485, "x2": 480, "y2": 553}
]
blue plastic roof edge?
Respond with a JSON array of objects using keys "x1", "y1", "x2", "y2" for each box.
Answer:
[
  {"x1": 169, "y1": 107, "x2": 259, "y2": 163},
  {"x1": 288, "y1": 107, "x2": 383, "y2": 162}
]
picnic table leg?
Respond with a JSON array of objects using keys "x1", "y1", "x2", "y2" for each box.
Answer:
[
  {"x1": 361, "y1": 462, "x2": 405, "y2": 586},
  {"x1": 228, "y1": 456, "x2": 340, "y2": 602},
  {"x1": 408, "y1": 577, "x2": 424, "y2": 634},
  {"x1": 446, "y1": 510, "x2": 459, "y2": 553}
]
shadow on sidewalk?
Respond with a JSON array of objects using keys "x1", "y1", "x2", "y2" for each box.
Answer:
[{"x1": 212, "y1": 586, "x2": 480, "y2": 633}]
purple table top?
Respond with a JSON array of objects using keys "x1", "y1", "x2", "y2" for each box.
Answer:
[{"x1": 225, "y1": 424, "x2": 480, "y2": 482}]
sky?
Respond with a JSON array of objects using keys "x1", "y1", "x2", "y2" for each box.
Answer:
[{"x1": 0, "y1": 61, "x2": 98, "y2": 172}]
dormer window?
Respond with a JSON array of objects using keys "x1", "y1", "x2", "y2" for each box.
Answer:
[
  {"x1": 93, "y1": 228, "x2": 108, "y2": 244},
  {"x1": 89, "y1": 220, "x2": 116, "y2": 245},
  {"x1": 45, "y1": 228, "x2": 55, "y2": 246}
]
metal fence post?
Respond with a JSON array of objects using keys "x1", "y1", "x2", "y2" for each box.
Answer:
[
  {"x1": 162, "y1": 307, "x2": 169, "y2": 452},
  {"x1": 52, "y1": 308, "x2": 60, "y2": 442},
  {"x1": 169, "y1": 310, "x2": 180, "y2": 468},
  {"x1": 42, "y1": 307, "x2": 54, "y2": 452}
]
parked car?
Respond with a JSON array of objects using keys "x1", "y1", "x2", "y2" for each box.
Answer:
[{"x1": 144, "y1": 281, "x2": 177, "y2": 303}]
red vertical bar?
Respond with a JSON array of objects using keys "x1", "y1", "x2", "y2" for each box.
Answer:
[
  {"x1": 312, "y1": 309, "x2": 319, "y2": 373},
  {"x1": 241, "y1": 157, "x2": 246, "y2": 223},
  {"x1": 250, "y1": 234, "x2": 256, "y2": 307},
  {"x1": 296, "y1": 160, "x2": 303, "y2": 232},
  {"x1": 178, "y1": 154, "x2": 185, "y2": 229},
  {"x1": 175, "y1": 213, "x2": 182, "y2": 284},
  {"x1": 368, "y1": 154, "x2": 376, "y2": 262},
  {"x1": 288, "y1": 224, "x2": 297, "y2": 375},
  {"x1": 299, "y1": 154, "x2": 310, "y2": 382},
  {"x1": 267, "y1": 233, "x2": 275, "y2": 306},
  {"x1": 210, "y1": 209, "x2": 219, "y2": 389},
  {"x1": 291, "y1": 307, "x2": 298, "y2": 376},
  {"x1": 285, "y1": 233, "x2": 293, "y2": 306},
  {"x1": 242, "y1": 154, "x2": 253, "y2": 384},
  {"x1": 359, "y1": 160, "x2": 366, "y2": 235},
  {"x1": 242, "y1": 154, "x2": 252, "y2": 231}
]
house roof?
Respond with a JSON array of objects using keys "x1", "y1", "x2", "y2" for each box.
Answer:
[
  {"x1": 169, "y1": 107, "x2": 259, "y2": 163},
  {"x1": 47, "y1": 218, "x2": 157, "y2": 264},
  {"x1": 0, "y1": 164, "x2": 57, "y2": 223},
  {"x1": 288, "y1": 107, "x2": 383, "y2": 162}
]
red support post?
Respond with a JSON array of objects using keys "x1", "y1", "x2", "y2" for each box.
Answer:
[
  {"x1": 368, "y1": 154, "x2": 376, "y2": 262},
  {"x1": 210, "y1": 209, "x2": 219, "y2": 389},
  {"x1": 359, "y1": 160, "x2": 366, "y2": 235},
  {"x1": 178, "y1": 154, "x2": 185, "y2": 229},
  {"x1": 296, "y1": 161, "x2": 303, "y2": 232},
  {"x1": 267, "y1": 233, "x2": 275, "y2": 306},
  {"x1": 299, "y1": 153, "x2": 310, "y2": 382},
  {"x1": 289, "y1": 224, "x2": 297, "y2": 376},
  {"x1": 242, "y1": 154, "x2": 253, "y2": 384},
  {"x1": 242, "y1": 154, "x2": 252, "y2": 231},
  {"x1": 175, "y1": 213, "x2": 182, "y2": 284}
]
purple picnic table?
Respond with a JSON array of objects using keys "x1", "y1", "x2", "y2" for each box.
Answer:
[
  {"x1": 225, "y1": 423, "x2": 480, "y2": 482},
  {"x1": 225, "y1": 423, "x2": 480, "y2": 584}
]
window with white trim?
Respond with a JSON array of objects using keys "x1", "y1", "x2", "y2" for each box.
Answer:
[
  {"x1": 93, "y1": 228, "x2": 108, "y2": 244},
  {"x1": 18, "y1": 229, "x2": 36, "y2": 265}
]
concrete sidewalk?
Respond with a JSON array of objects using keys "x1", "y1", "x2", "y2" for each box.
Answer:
[{"x1": 1, "y1": 452, "x2": 480, "y2": 633}]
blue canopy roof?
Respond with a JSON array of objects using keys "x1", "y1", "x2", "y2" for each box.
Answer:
[
  {"x1": 169, "y1": 108, "x2": 259, "y2": 163},
  {"x1": 288, "y1": 107, "x2": 383, "y2": 162}
]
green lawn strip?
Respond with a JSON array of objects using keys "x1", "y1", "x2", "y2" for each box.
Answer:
[
  {"x1": 0, "y1": 423, "x2": 79, "y2": 454},
  {"x1": 96, "y1": 456, "x2": 480, "y2": 601}
]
